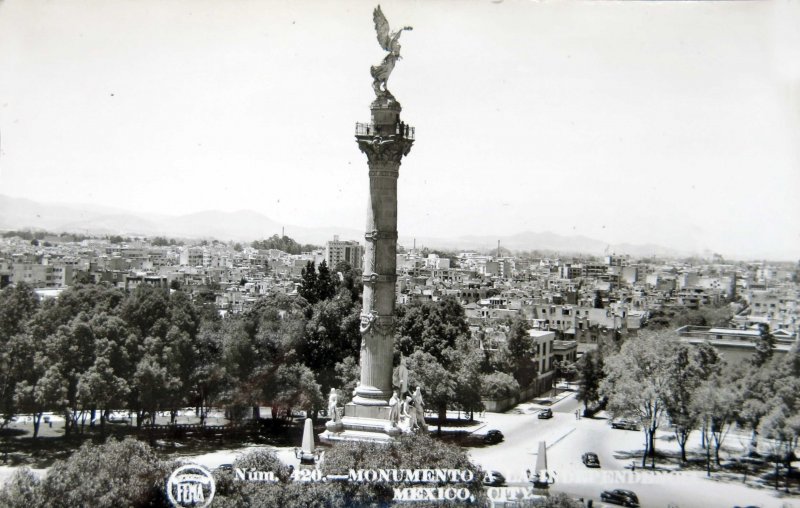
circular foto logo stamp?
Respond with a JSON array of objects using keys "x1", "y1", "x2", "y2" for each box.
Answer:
[{"x1": 166, "y1": 464, "x2": 216, "y2": 508}]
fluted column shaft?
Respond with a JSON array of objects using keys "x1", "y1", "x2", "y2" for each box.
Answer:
[{"x1": 353, "y1": 97, "x2": 413, "y2": 406}]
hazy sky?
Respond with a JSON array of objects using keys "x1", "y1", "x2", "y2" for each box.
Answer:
[{"x1": 1, "y1": 0, "x2": 798, "y2": 259}]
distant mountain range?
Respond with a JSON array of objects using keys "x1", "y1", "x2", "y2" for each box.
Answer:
[{"x1": 0, "y1": 194, "x2": 680, "y2": 257}]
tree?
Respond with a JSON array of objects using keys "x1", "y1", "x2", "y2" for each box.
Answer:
[
  {"x1": 672, "y1": 306, "x2": 733, "y2": 328},
  {"x1": 299, "y1": 296, "x2": 361, "y2": 396},
  {"x1": 334, "y1": 356, "x2": 360, "y2": 405},
  {"x1": 265, "y1": 363, "x2": 324, "y2": 417},
  {"x1": 315, "y1": 260, "x2": 337, "y2": 301},
  {"x1": 693, "y1": 340, "x2": 723, "y2": 379},
  {"x1": 334, "y1": 261, "x2": 363, "y2": 304},
  {"x1": 553, "y1": 358, "x2": 578, "y2": 381},
  {"x1": 251, "y1": 234, "x2": 318, "y2": 255},
  {"x1": 691, "y1": 341, "x2": 725, "y2": 450},
  {"x1": 601, "y1": 332, "x2": 675, "y2": 468},
  {"x1": 692, "y1": 374, "x2": 739, "y2": 474},
  {"x1": 397, "y1": 299, "x2": 478, "y2": 431},
  {"x1": 0, "y1": 283, "x2": 39, "y2": 341},
  {"x1": 212, "y1": 449, "x2": 293, "y2": 507},
  {"x1": 27, "y1": 285, "x2": 126, "y2": 342},
  {"x1": 752, "y1": 323, "x2": 775, "y2": 367},
  {"x1": 759, "y1": 404, "x2": 800, "y2": 491},
  {"x1": 396, "y1": 297, "x2": 469, "y2": 358},
  {"x1": 46, "y1": 317, "x2": 98, "y2": 436},
  {"x1": 76, "y1": 355, "x2": 129, "y2": 435},
  {"x1": 219, "y1": 294, "x2": 311, "y2": 419},
  {"x1": 299, "y1": 261, "x2": 319, "y2": 304},
  {"x1": 34, "y1": 438, "x2": 171, "y2": 507},
  {"x1": 407, "y1": 350, "x2": 457, "y2": 433},
  {"x1": 192, "y1": 321, "x2": 226, "y2": 423},
  {"x1": 121, "y1": 285, "x2": 171, "y2": 339},
  {"x1": 736, "y1": 361, "x2": 773, "y2": 453},
  {"x1": 506, "y1": 316, "x2": 536, "y2": 387},
  {"x1": 754, "y1": 346, "x2": 800, "y2": 490},
  {"x1": 453, "y1": 342, "x2": 485, "y2": 420},
  {"x1": 133, "y1": 352, "x2": 181, "y2": 429},
  {"x1": 14, "y1": 362, "x2": 68, "y2": 440},
  {"x1": 405, "y1": 341, "x2": 485, "y2": 429},
  {"x1": 664, "y1": 344, "x2": 701, "y2": 462},
  {"x1": 0, "y1": 283, "x2": 40, "y2": 425},
  {"x1": 576, "y1": 349, "x2": 604, "y2": 416},
  {"x1": 299, "y1": 260, "x2": 337, "y2": 305},
  {"x1": 480, "y1": 372, "x2": 519, "y2": 400},
  {"x1": 0, "y1": 468, "x2": 42, "y2": 508},
  {"x1": 219, "y1": 319, "x2": 262, "y2": 416}
]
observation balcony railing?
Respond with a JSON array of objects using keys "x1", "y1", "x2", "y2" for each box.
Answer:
[{"x1": 355, "y1": 122, "x2": 415, "y2": 140}]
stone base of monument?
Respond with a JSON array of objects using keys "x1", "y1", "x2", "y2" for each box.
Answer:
[{"x1": 319, "y1": 402, "x2": 411, "y2": 443}]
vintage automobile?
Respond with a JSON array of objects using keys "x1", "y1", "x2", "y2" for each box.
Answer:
[
  {"x1": 482, "y1": 470, "x2": 506, "y2": 486},
  {"x1": 600, "y1": 488, "x2": 640, "y2": 507},
  {"x1": 483, "y1": 429, "x2": 504, "y2": 444},
  {"x1": 611, "y1": 418, "x2": 640, "y2": 431},
  {"x1": 537, "y1": 408, "x2": 553, "y2": 419},
  {"x1": 581, "y1": 452, "x2": 600, "y2": 468}
]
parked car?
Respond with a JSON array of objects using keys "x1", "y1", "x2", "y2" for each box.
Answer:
[
  {"x1": 600, "y1": 489, "x2": 639, "y2": 507},
  {"x1": 482, "y1": 470, "x2": 506, "y2": 486},
  {"x1": 611, "y1": 419, "x2": 640, "y2": 431},
  {"x1": 108, "y1": 411, "x2": 129, "y2": 423},
  {"x1": 537, "y1": 408, "x2": 553, "y2": 419},
  {"x1": 582, "y1": 452, "x2": 600, "y2": 468},
  {"x1": 483, "y1": 429, "x2": 504, "y2": 444}
]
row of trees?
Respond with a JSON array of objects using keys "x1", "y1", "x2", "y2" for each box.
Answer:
[
  {"x1": 0, "y1": 281, "x2": 219, "y2": 438},
  {"x1": 0, "y1": 270, "x2": 362, "y2": 438},
  {"x1": 0, "y1": 260, "x2": 523, "y2": 439},
  {"x1": 646, "y1": 304, "x2": 735, "y2": 330},
  {"x1": 250, "y1": 234, "x2": 319, "y2": 255},
  {"x1": 593, "y1": 331, "x2": 799, "y2": 489}
]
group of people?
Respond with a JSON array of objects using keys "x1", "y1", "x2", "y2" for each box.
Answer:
[{"x1": 395, "y1": 120, "x2": 410, "y2": 138}]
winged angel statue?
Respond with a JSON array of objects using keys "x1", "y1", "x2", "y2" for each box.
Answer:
[{"x1": 370, "y1": 6, "x2": 412, "y2": 97}]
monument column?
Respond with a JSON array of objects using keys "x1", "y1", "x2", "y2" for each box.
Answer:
[
  {"x1": 320, "y1": 6, "x2": 413, "y2": 442},
  {"x1": 353, "y1": 98, "x2": 413, "y2": 406}
]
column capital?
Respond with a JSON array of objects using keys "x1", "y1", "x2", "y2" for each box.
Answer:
[{"x1": 356, "y1": 135, "x2": 413, "y2": 165}]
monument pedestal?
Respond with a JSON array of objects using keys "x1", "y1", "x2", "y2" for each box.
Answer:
[{"x1": 320, "y1": 403, "x2": 404, "y2": 443}]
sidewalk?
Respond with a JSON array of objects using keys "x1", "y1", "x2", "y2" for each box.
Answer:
[
  {"x1": 431, "y1": 390, "x2": 576, "y2": 431},
  {"x1": 531, "y1": 389, "x2": 575, "y2": 407}
]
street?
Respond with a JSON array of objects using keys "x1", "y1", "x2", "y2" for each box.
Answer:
[
  {"x1": 469, "y1": 392, "x2": 796, "y2": 508},
  {"x1": 2, "y1": 394, "x2": 798, "y2": 508}
]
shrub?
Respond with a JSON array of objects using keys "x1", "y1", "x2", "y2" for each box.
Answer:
[{"x1": 0, "y1": 437, "x2": 174, "y2": 508}]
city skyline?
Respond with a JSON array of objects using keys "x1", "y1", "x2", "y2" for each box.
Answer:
[{"x1": 0, "y1": 0, "x2": 798, "y2": 260}]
